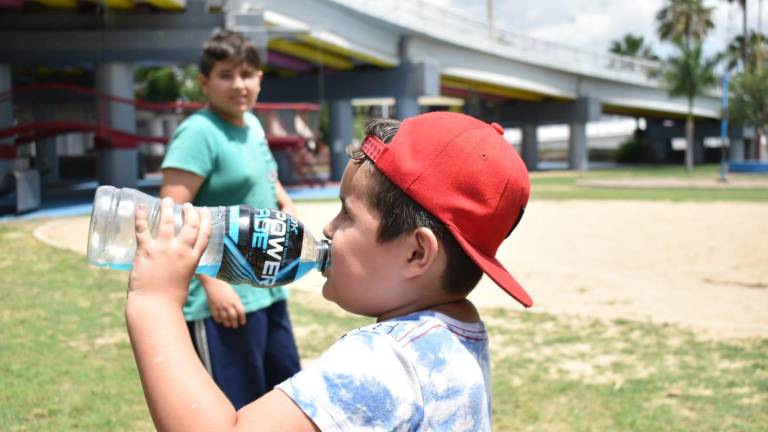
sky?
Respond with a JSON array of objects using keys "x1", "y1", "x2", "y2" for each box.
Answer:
[{"x1": 428, "y1": 0, "x2": 763, "y2": 60}]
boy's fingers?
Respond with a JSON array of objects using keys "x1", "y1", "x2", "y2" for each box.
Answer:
[
  {"x1": 193, "y1": 207, "x2": 212, "y2": 256},
  {"x1": 135, "y1": 203, "x2": 151, "y2": 249},
  {"x1": 179, "y1": 203, "x2": 200, "y2": 247},
  {"x1": 217, "y1": 308, "x2": 230, "y2": 327},
  {"x1": 225, "y1": 306, "x2": 239, "y2": 328},
  {"x1": 157, "y1": 197, "x2": 176, "y2": 239},
  {"x1": 211, "y1": 308, "x2": 223, "y2": 324},
  {"x1": 215, "y1": 308, "x2": 232, "y2": 327}
]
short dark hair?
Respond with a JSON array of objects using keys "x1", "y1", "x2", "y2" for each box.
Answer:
[
  {"x1": 199, "y1": 30, "x2": 261, "y2": 77},
  {"x1": 347, "y1": 118, "x2": 483, "y2": 296}
]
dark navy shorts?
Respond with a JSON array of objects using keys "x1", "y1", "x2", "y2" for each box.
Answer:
[{"x1": 187, "y1": 300, "x2": 302, "y2": 409}]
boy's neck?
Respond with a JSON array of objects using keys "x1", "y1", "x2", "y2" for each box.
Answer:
[
  {"x1": 430, "y1": 299, "x2": 480, "y2": 322},
  {"x1": 377, "y1": 298, "x2": 479, "y2": 323},
  {"x1": 209, "y1": 106, "x2": 246, "y2": 127}
]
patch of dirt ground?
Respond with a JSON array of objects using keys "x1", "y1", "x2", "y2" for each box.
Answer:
[{"x1": 34, "y1": 199, "x2": 768, "y2": 339}]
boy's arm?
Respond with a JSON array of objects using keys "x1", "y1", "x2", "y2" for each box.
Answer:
[
  {"x1": 126, "y1": 199, "x2": 317, "y2": 432},
  {"x1": 160, "y1": 168, "x2": 246, "y2": 328},
  {"x1": 275, "y1": 179, "x2": 296, "y2": 216},
  {"x1": 126, "y1": 297, "x2": 316, "y2": 431},
  {"x1": 160, "y1": 168, "x2": 204, "y2": 203}
]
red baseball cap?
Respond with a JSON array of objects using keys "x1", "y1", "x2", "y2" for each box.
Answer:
[{"x1": 362, "y1": 112, "x2": 533, "y2": 307}]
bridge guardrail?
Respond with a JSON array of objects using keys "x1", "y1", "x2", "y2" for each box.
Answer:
[{"x1": 330, "y1": 0, "x2": 662, "y2": 86}]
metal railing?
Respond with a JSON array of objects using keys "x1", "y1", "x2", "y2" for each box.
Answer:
[
  {"x1": 329, "y1": 0, "x2": 662, "y2": 85},
  {"x1": 0, "y1": 83, "x2": 321, "y2": 150}
]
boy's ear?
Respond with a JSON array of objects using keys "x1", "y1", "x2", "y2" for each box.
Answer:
[
  {"x1": 403, "y1": 227, "x2": 440, "y2": 279},
  {"x1": 197, "y1": 74, "x2": 209, "y2": 95}
]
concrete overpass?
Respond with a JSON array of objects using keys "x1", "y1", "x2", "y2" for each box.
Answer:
[
  {"x1": 0, "y1": 0, "x2": 736, "y2": 194},
  {"x1": 257, "y1": 0, "x2": 730, "y2": 176}
]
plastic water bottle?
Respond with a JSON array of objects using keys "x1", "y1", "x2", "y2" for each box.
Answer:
[{"x1": 86, "y1": 186, "x2": 331, "y2": 287}]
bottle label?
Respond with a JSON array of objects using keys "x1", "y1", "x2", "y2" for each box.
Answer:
[{"x1": 217, "y1": 206, "x2": 304, "y2": 287}]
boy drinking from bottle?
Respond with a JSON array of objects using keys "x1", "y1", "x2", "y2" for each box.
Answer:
[{"x1": 126, "y1": 112, "x2": 532, "y2": 431}]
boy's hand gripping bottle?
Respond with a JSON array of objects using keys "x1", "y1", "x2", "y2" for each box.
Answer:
[{"x1": 87, "y1": 186, "x2": 330, "y2": 287}]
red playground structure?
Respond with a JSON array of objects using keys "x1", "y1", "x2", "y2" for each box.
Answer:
[{"x1": 0, "y1": 83, "x2": 329, "y2": 186}]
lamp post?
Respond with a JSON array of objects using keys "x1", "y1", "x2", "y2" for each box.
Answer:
[
  {"x1": 720, "y1": 71, "x2": 730, "y2": 182},
  {"x1": 487, "y1": 0, "x2": 494, "y2": 38}
]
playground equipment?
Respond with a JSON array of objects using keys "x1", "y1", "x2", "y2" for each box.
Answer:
[
  {"x1": 0, "y1": 83, "x2": 327, "y2": 212},
  {"x1": 0, "y1": 83, "x2": 328, "y2": 182}
]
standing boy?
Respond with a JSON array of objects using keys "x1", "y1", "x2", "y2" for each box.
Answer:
[
  {"x1": 159, "y1": 30, "x2": 301, "y2": 409},
  {"x1": 127, "y1": 112, "x2": 532, "y2": 431}
]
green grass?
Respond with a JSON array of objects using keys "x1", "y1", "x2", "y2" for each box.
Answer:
[
  {"x1": 0, "y1": 221, "x2": 153, "y2": 431},
  {"x1": 1, "y1": 219, "x2": 766, "y2": 431},
  {"x1": 292, "y1": 164, "x2": 768, "y2": 203},
  {"x1": 530, "y1": 164, "x2": 768, "y2": 202}
]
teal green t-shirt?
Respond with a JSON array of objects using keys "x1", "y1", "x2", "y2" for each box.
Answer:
[{"x1": 161, "y1": 109, "x2": 288, "y2": 321}]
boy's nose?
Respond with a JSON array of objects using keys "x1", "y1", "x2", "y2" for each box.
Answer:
[{"x1": 322, "y1": 222, "x2": 333, "y2": 240}]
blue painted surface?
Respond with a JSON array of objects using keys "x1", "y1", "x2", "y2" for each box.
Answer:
[
  {"x1": 730, "y1": 162, "x2": 768, "y2": 174},
  {"x1": 285, "y1": 184, "x2": 340, "y2": 201},
  {"x1": 0, "y1": 201, "x2": 93, "y2": 223}
]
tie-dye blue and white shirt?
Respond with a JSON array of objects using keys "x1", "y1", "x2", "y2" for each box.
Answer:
[{"x1": 277, "y1": 310, "x2": 492, "y2": 431}]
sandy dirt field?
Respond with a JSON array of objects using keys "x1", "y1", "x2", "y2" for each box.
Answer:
[{"x1": 34, "y1": 199, "x2": 768, "y2": 340}]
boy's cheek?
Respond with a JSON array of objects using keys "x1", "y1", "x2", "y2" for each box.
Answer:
[{"x1": 320, "y1": 279, "x2": 336, "y2": 302}]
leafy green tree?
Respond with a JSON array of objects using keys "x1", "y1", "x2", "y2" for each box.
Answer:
[
  {"x1": 135, "y1": 67, "x2": 179, "y2": 102},
  {"x1": 135, "y1": 65, "x2": 206, "y2": 103},
  {"x1": 663, "y1": 41, "x2": 720, "y2": 171},
  {"x1": 609, "y1": 33, "x2": 660, "y2": 61},
  {"x1": 178, "y1": 65, "x2": 206, "y2": 103},
  {"x1": 730, "y1": 69, "x2": 768, "y2": 157}
]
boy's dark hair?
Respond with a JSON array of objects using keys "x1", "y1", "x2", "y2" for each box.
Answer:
[
  {"x1": 199, "y1": 30, "x2": 261, "y2": 77},
  {"x1": 348, "y1": 119, "x2": 483, "y2": 295}
]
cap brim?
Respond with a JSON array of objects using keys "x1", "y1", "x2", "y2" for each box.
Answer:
[{"x1": 447, "y1": 225, "x2": 533, "y2": 308}]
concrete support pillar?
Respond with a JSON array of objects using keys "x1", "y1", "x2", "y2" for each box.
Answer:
[
  {"x1": 95, "y1": 62, "x2": 138, "y2": 188},
  {"x1": 32, "y1": 105, "x2": 59, "y2": 184},
  {"x1": 464, "y1": 97, "x2": 482, "y2": 118},
  {"x1": 148, "y1": 117, "x2": 166, "y2": 158},
  {"x1": 396, "y1": 97, "x2": 420, "y2": 120},
  {"x1": 0, "y1": 64, "x2": 15, "y2": 176},
  {"x1": 521, "y1": 123, "x2": 539, "y2": 171},
  {"x1": 37, "y1": 139, "x2": 60, "y2": 183},
  {"x1": 498, "y1": 96, "x2": 600, "y2": 171},
  {"x1": 329, "y1": 99, "x2": 353, "y2": 182},
  {"x1": 693, "y1": 122, "x2": 706, "y2": 164},
  {"x1": 568, "y1": 121, "x2": 588, "y2": 171}
]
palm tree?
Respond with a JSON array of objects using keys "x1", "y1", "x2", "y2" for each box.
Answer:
[
  {"x1": 663, "y1": 41, "x2": 721, "y2": 171},
  {"x1": 657, "y1": 0, "x2": 716, "y2": 171},
  {"x1": 725, "y1": 32, "x2": 768, "y2": 72},
  {"x1": 657, "y1": 0, "x2": 715, "y2": 47},
  {"x1": 759, "y1": 0, "x2": 765, "y2": 71},
  {"x1": 724, "y1": 0, "x2": 749, "y2": 69},
  {"x1": 609, "y1": 34, "x2": 660, "y2": 61}
]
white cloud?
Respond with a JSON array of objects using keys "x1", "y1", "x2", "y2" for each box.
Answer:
[{"x1": 425, "y1": 0, "x2": 746, "y2": 59}]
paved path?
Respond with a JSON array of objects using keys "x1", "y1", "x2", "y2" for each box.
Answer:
[{"x1": 34, "y1": 200, "x2": 768, "y2": 339}]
